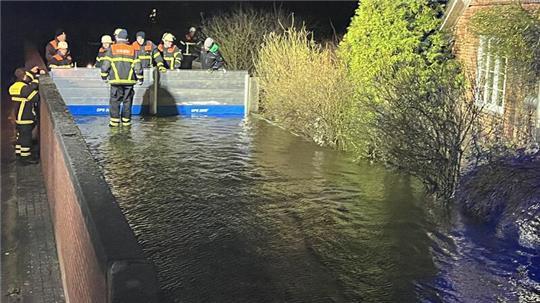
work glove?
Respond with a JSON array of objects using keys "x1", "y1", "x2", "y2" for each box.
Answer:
[
  {"x1": 137, "y1": 79, "x2": 144, "y2": 85},
  {"x1": 159, "y1": 66, "x2": 167, "y2": 73}
]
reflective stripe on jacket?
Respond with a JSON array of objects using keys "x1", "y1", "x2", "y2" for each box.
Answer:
[
  {"x1": 49, "y1": 54, "x2": 73, "y2": 69},
  {"x1": 158, "y1": 44, "x2": 182, "y2": 70},
  {"x1": 100, "y1": 42, "x2": 143, "y2": 85},
  {"x1": 95, "y1": 47, "x2": 110, "y2": 68},
  {"x1": 132, "y1": 41, "x2": 164, "y2": 68},
  {"x1": 46, "y1": 39, "x2": 71, "y2": 64},
  {"x1": 9, "y1": 77, "x2": 39, "y2": 125}
]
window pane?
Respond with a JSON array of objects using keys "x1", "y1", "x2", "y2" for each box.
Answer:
[
  {"x1": 491, "y1": 58, "x2": 500, "y2": 105},
  {"x1": 476, "y1": 36, "x2": 507, "y2": 112},
  {"x1": 483, "y1": 52, "x2": 493, "y2": 104},
  {"x1": 498, "y1": 58, "x2": 507, "y2": 107}
]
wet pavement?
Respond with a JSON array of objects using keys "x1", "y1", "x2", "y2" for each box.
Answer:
[{"x1": 1, "y1": 92, "x2": 64, "y2": 303}]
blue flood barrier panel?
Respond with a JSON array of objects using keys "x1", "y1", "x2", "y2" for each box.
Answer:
[{"x1": 67, "y1": 104, "x2": 245, "y2": 117}]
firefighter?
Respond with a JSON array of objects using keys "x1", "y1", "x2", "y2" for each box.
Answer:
[
  {"x1": 180, "y1": 27, "x2": 204, "y2": 69},
  {"x1": 132, "y1": 31, "x2": 166, "y2": 72},
  {"x1": 95, "y1": 35, "x2": 113, "y2": 68},
  {"x1": 200, "y1": 37, "x2": 225, "y2": 71},
  {"x1": 48, "y1": 41, "x2": 73, "y2": 69},
  {"x1": 114, "y1": 28, "x2": 124, "y2": 40},
  {"x1": 100, "y1": 29, "x2": 143, "y2": 127},
  {"x1": 45, "y1": 29, "x2": 71, "y2": 66},
  {"x1": 9, "y1": 67, "x2": 41, "y2": 165},
  {"x1": 158, "y1": 33, "x2": 182, "y2": 70}
]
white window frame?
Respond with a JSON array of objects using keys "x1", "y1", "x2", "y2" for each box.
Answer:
[{"x1": 476, "y1": 36, "x2": 508, "y2": 115}]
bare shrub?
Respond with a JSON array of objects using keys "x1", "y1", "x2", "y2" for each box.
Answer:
[
  {"x1": 202, "y1": 6, "x2": 296, "y2": 74},
  {"x1": 367, "y1": 65, "x2": 482, "y2": 199},
  {"x1": 256, "y1": 25, "x2": 357, "y2": 149}
]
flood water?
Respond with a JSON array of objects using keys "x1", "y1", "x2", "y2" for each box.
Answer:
[{"x1": 77, "y1": 116, "x2": 539, "y2": 303}]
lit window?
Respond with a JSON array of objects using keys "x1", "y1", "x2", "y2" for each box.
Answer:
[{"x1": 476, "y1": 36, "x2": 508, "y2": 114}]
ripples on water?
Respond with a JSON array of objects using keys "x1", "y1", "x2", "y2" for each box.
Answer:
[{"x1": 76, "y1": 116, "x2": 539, "y2": 303}]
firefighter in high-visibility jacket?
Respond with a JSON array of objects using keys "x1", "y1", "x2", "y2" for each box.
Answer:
[
  {"x1": 132, "y1": 31, "x2": 166, "y2": 72},
  {"x1": 95, "y1": 35, "x2": 113, "y2": 68},
  {"x1": 100, "y1": 29, "x2": 143, "y2": 127},
  {"x1": 158, "y1": 33, "x2": 182, "y2": 70},
  {"x1": 48, "y1": 41, "x2": 73, "y2": 69},
  {"x1": 9, "y1": 67, "x2": 41, "y2": 164},
  {"x1": 45, "y1": 29, "x2": 71, "y2": 66}
]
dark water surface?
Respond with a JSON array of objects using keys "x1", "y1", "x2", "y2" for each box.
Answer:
[{"x1": 76, "y1": 116, "x2": 539, "y2": 303}]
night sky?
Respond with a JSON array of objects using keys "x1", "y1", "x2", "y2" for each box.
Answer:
[{"x1": 1, "y1": 1, "x2": 358, "y2": 84}]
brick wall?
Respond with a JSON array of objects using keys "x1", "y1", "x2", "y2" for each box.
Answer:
[
  {"x1": 41, "y1": 95, "x2": 106, "y2": 303},
  {"x1": 452, "y1": 0, "x2": 540, "y2": 141},
  {"x1": 39, "y1": 75, "x2": 159, "y2": 303}
]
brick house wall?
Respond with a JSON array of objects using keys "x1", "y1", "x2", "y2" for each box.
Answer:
[{"x1": 448, "y1": 0, "x2": 540, "y2": 143}]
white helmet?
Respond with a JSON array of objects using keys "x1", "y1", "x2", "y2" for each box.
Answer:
[
  {"x1": 203, "y1": 37, "x2": 214, "y2": 50},
  {"x1": 58, "y1": 41, "x2": 68, "y2": 49},
  {"x1": 189, "y1": 27, "x2": 196, "y2": 33},
  {"x1": 162, "y1": 33, "x2": 176, "y2": 42},
  {"x1": 101, "y1": 35, "x2": 113, "y2": 43}
]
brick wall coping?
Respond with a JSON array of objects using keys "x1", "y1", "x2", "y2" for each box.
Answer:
[{"x1": 39, "y1": 75, "x2": 160, "y2": 303}]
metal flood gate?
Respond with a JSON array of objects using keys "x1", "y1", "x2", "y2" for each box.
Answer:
[{"x1": 50, "y1": 68, "x2": 249, "y2": 117}]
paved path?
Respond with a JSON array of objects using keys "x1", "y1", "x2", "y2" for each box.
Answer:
[{"x1": 1, "y1": 92, "x2": 65, "y2": 303}]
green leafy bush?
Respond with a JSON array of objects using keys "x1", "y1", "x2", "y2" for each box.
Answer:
[
  {"x1": 338, "y1": 0, "x2": 453, "y2": 158},
  {"x1": 339, "y1": 0, "x2": 449, "y2": 96}
]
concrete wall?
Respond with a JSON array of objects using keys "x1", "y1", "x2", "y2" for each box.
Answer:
[{"x1": 39, "y1": 75, "x2": 159, "y2": 303}]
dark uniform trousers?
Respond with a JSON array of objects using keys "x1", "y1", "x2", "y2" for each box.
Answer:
[
  {"x1": 15, "y1": 100, "x2": 37, "y2": 157},
  {"x1": 109, "y1": 85, "x2": 135, "y2": 126}
]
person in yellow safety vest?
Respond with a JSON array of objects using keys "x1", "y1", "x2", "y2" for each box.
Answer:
[
  {"x1": 158, "y1": 33, "x2": 182, "y2": 70},
  {"x1": 132, "y1": 31, "x2": 166, "y2": 72},
  {"x1": 100, "y1": 29, "x2": 143, "y2": 127},
  {"x1": 9, "y1": 66, "x2": 43, "y2": 165},
  {"x1": 48, "y1": 41, "x2": 73, "y2": 69},
  {"x1": 95, "y1": 35, "x2": 113, "y2": 68},
  {"x1": 45, "y1": 29, "x2": 71, "y2": 66}
]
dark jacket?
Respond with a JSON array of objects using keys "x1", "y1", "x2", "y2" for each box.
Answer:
[
  {"x1": 200, "y1": 44, "x2": 225, "y2": 70},
  {"x1": 132, "y1": 40, "x2": 165, "y2": 69},
  {"x1": 181, "y1": 31, "x2": 204, "y2": 56},
  {"x1": 48, "y1": 53, "x2": 73, "y2": 69},
  {"x1": 45, "y1": 39, "x2": 71, "y2": 65},
  {"x1": 100, "y1": 41, "x2": 143, "y2": 85}
]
